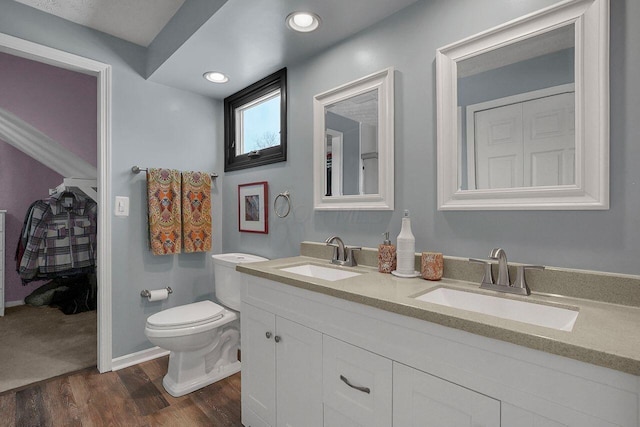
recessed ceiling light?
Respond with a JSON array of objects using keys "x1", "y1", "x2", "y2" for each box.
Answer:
[
  {"x1": 286, "y1": 12, "x2": 321, "y2": 32},
  {"x1": 203, "y1": 71, "x2": 229, "y2": 83}
]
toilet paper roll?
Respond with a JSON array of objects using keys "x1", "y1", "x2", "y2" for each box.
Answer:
[{"x1": 147, "y1": 289, "x2": 169, "y2": 302}]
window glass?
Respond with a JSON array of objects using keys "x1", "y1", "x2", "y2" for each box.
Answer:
[
  {"x1": 236, "y1": 90, "x2": 281, "y2": 154},
  {"x1": 224, "y1": 68, "x2": 287, "y2": 171}
]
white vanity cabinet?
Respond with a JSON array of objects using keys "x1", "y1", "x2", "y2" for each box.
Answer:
[
  {"x1": 241, "y1": 303, "x2": 323, "y2": 427},
  {"x1": 394, "y1": 362, "x2": 500, "y2": 426},
  {"x1": 0, "y1": 211, "x2": 5, "y2": 316},
  {"x1": 240, "y1": 274, "x2": 639, "y2": 427}
]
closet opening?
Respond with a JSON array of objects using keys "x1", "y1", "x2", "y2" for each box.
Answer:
[{"x1": 0, "y1": 33, "x2": 112, "y2": 393}]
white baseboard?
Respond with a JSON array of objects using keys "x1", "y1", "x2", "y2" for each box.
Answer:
[
  {"x1": 111, "y1": 346, "x2": 170, "y2": 371},
  {"x1": 6, "y1": 300, "x2": 25, "y2": 308}
]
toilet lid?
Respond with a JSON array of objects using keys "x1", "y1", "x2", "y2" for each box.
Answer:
[
  {"x1": 211, "y1": 252, "x2": 268, "y2": 267},
  {"x1": 146, "y1": 300, "x2": 225, "y2": 329}
]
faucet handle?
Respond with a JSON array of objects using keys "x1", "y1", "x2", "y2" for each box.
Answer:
[
  {"x1": 469, "y1": 258, "x2": 494, "y2": 285},
  {"x1": 326, "y1": 243, "x2": 341, "y2": 262},
  {"x1": 512, "y1": 265, "x2": 545, "y2": 295},
  {"x1": 345, "y1": 246, "x2": 361, "y2": 267}
]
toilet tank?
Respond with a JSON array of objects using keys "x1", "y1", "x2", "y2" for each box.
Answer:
[{"x1": 212, "y1": 253, "x2": 268, "y2": 311}]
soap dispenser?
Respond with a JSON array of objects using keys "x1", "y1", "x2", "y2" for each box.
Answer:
[
  {"x1": 392, "y1": 210, "x2": 419, "y2": 277},
  {"x1": 378, "y1": 232, "x2": 397, "y2": 273}
]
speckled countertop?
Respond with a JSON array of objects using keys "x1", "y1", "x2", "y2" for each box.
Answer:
[{"x1": 237, "y1": 248, "x2": 640, "y2": 377}]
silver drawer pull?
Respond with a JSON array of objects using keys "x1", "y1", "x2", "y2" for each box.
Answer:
[{"x1": 340, "y1": 375, "x2": 370, "y2": 394}]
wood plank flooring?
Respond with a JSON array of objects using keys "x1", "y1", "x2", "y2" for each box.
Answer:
[{"x1": 0, "y1": 356, "x2": 242, "y2": 427}]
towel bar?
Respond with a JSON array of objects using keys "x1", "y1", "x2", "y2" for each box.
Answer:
[{"x1": 132, "y1": 166, "x2": 218, "y2": 181}]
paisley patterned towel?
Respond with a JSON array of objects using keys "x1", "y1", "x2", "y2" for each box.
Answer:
[
  {"x1": 147, "y1": 168, "x2": 182, "y2": 255},
  {"x1": 182, "y1": 171, "x2": 212, "y2": 253}
]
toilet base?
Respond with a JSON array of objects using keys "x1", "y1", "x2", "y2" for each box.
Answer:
[
  {"x1": 158, "y1": 322, "x2": 242, "y2": 397},
  {"x1": 162, "y1": 360, "x2": 241, "y2": 397}
]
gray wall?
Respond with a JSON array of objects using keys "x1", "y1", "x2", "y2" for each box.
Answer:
[
  {"x1": 223, "y1": 0, "x2": 640, "y2": 277},
  {"x1": 0, "y1": 2, "x2": 224, "y2": 358}
]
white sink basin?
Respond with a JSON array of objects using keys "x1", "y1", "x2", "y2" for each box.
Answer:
[
  {"x1": 280, "y1": 264, "x2": 362, "y2": 282},
  {"x1": 415, "y1": 287, "x2": 579, "y2": 331}
]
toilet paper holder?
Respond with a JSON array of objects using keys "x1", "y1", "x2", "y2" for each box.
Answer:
[{"x1": 140, "y1": 287, "x2": 173, "y2": 298}]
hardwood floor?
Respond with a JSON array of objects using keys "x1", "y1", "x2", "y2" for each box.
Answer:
[{"x1": 0, "y1": 356, "x2": 242, "y2": 427}]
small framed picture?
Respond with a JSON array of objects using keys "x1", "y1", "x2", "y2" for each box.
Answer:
[{"x1": 238, "y1": 181, "x2": 269, "y2": 234}]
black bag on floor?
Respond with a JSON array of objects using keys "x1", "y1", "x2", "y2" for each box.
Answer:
[{"x1": 49, "y1": 274, "x2": 97, "y2": 315}]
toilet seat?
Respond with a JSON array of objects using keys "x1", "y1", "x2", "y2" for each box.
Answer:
[{"x1": 146, "y1": 301, "x2": 225, "y2": 330}]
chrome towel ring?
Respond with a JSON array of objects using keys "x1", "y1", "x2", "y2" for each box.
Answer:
[{"x1": 274, "y1": 191, "x2": 291, "y2": 218}]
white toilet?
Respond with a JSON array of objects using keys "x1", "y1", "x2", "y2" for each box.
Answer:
[{"x1": 144, "y1": 252, "x2": 267, "y2": 397}]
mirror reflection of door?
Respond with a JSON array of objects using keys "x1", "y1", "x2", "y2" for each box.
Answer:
[
  {"x1": 468, "y1": 86, "x2": 574, "y2": 189},
  {"x1": 324, "y1": 88, "x2": 379, "y2": 196}
]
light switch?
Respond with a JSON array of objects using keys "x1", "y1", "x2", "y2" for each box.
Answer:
[{"x1": 115, "y1": 196, "x2": 129, "y2": 217}]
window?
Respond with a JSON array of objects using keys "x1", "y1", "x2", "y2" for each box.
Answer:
[{"x1": 224, "y1": 68, "x2": 287, "y2": 171}]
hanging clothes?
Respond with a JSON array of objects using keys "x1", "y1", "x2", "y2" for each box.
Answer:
[
  {"x1": 18, "y1": 191, "x2": 97, "y2": 282},
  {"x1": 14, "y1": 200, "x2": 39, "y2": 271}
]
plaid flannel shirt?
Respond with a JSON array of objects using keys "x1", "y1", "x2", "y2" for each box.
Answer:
[{"x1": 19, "y1": 192, "x2": 97, "y2": 280}]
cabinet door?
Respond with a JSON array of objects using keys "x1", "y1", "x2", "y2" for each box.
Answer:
[
  {"x1": 393, "y1": 362, "x2": 500, "y2": 427},
  {"x1": 242, "y1": 304, "x2": 276, "y2": 427},
  {"x1": 323, "y1": 335, "x2": 392, "y2": 427},
  {"x1": 502, "y1": 402, "x2": 618, "y2": 427},
  {"x1": 275, "y1": 317, "x2": 323, "y2": 427}
]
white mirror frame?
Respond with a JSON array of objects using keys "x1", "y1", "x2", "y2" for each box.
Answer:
[
  {"x1": 436, "y1": 0, "x2": 609, "y2": 210},
  {"x1": 313, "y1": 67, "x2": 394, "y2": 210}
]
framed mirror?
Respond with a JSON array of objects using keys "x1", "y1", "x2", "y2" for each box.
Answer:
[
  {"x1": 313, "y1": 67, "x2": 394, "y2": 210},
  {"x1": 436, "y1": 0, "x2": 609, "y2": 210}
]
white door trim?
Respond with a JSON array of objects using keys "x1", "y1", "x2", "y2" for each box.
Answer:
[
  {"x1": 0, "y1": 32, "x2": 113, "y2": 372},
  {"x1": 326, "y1": 129, "x2": 343, "y2": 196}
]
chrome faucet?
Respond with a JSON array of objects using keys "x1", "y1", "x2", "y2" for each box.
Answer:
[
  {"x1": 325, "y1": 236, "x2": 345, "y2": 263},
  {"x1": 325, "y1": 236, "x2": 360, "y2": 267},
  {"x1": 470, "y1": 248, "x2": 544, "y2": 296},
  {"x1": 489, "y1": 248, "x2": 510, "y2": 286}
]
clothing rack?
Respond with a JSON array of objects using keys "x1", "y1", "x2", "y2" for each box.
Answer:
[
  {"x1": 49, "y1": 178, "x2": 98, "y2": 202},
  {"x1": 131, "y1": 166, "x2": 218, "y2": 181}
]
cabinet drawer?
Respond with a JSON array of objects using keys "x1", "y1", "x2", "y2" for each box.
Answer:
[{"x1": 323, "y1": 335, "x2": 392, "y2": 427}]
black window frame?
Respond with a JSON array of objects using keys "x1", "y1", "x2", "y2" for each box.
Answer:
[{"x1": 224, "y1": 68, "x2": 287, "y2": 172}]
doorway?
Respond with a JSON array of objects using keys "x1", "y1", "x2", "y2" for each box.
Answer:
[{"x1": 0, "y1": 32, "x2": 112, "y2": 375}]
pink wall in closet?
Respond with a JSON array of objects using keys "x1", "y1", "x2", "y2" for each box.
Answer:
[{"x1": 0, "y1": 51, "x2": 97, "y2": 303}]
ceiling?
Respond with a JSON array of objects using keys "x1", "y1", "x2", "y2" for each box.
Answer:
[
  {"x1": 13, "y1": 0, "x2": 420, "y2": 99},
  {"x1": 13, "y1": 0, "x2": 186, "y2": 47}
]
